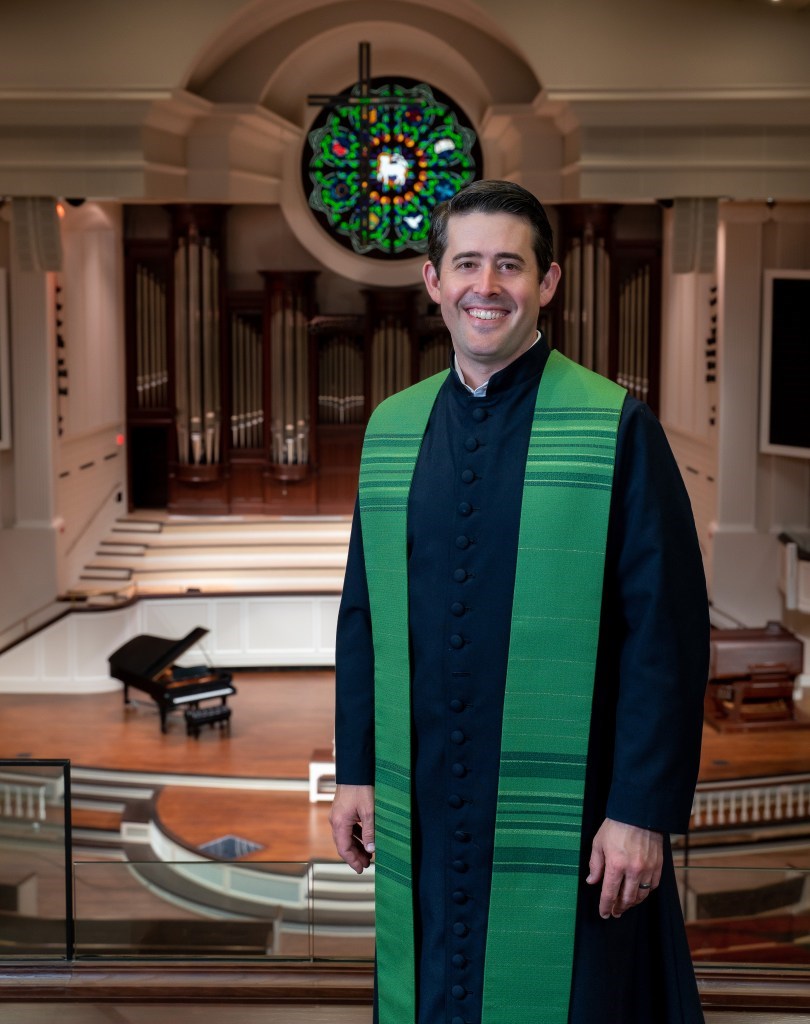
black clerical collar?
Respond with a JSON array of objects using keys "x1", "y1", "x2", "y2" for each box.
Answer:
[{"x1": 451, "y1": 332, "x2": 551, "y2": 397}]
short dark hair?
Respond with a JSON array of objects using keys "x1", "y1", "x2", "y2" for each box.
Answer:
[{"x1": 427, "y1": 179, "x2": 554, "y2": 278}]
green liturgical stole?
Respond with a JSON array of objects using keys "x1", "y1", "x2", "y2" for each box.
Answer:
[{"x1": 359, "y1": 351, "x2": 626, "y2": 1024}]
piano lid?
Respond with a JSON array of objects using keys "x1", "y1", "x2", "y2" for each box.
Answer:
[{"x1": 108, "y1": 627, "x2": 210, "y2": 681}]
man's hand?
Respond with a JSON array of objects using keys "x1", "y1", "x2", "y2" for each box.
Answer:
[
  {"x1": 586, "y1": 817, "x2": 663, "y2": 919},
  {"x1": 329, "y1": 784, "x2": 375, "y2": 874}
]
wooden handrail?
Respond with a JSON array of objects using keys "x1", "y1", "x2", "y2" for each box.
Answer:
[
  {"x1": 0, "y1": 961, "x2": 807, "y2": 1012},
  {"x1": 0, "y1": 960, "x2": 372, "y2": 1004}
]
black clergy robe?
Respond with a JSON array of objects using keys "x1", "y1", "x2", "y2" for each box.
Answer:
[{"x1": 335, "y1": 339, "x2": 709, "y2": 1024}]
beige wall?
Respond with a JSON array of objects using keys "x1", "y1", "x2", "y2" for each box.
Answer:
[{"x1": 1, "y1": 0, "x2": 808, "y2": 94}]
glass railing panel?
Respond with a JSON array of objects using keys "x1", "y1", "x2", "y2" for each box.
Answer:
[
  {"x1": 0, "y1": 759, "x2": 72, "y2": 958},
  {"x1": 675, "y1": 865, "x2": 810, "y2": 969},
  {"x1": 72, "y1": 860, "x2": 313, "y2": 959},
  {"x1": 67, "y1": 860, "x2": 810, "y2": 968},
  {"x1": 311, "y1": 858, "x2": 375, "y2": 960}
]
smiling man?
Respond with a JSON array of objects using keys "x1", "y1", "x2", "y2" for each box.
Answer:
[{"x1": 331, "y1": 180, "x2": 709, "y2": 1024}]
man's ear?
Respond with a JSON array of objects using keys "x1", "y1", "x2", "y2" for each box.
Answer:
[
  {"x1": 539, "y1": 262, "x2": 562, "y2": 307},
  {"x1": 422, "y1": 260, "x2": 441, "y2": 303}
]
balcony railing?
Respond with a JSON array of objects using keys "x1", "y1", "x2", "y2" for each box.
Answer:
[{"x1": 0, "y1": 759, "x2": 808, "y2": 1015}]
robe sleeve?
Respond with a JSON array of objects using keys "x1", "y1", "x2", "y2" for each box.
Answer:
[
  {"x1": 603, "y1": 399, "x2": 710, "y2": 836},
  {"x1": 334, "y1": 497, "x2": 375, "y2": 785}
]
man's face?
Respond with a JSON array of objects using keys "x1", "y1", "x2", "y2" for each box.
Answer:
[{"x1": 422, "y1": 211, "x2": 561, "y2": 385}]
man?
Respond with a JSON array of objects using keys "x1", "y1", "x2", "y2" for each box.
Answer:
[{"x1": 331, "y1": 180, "x2": 709, "y2": 1024}]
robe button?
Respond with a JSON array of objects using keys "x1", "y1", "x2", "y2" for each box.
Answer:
[
  {"x1": 448, "y1": 793, "x2": 463, "y2": 808},
  {"x1": 452, "y1": 924, "x2": 468, "y2": 939},
  {"x1": 450, "y1": 634, "x2": 464, "y2": 649},
  {"x1": 451, "y1": 762, "x2": 467, "y2": 777},
  {"x1": 457, "y1": 501, "x2": 472, "y2": 516},
  {"x1": 450, "y1": 730, "x2": 465, "y2": 744},
  {"x1": 452, "y1": 859, "x2": 468, "y2": 872},
  {"x1": 454, "y1": 830, "x2": 471, "y2": 843},
  {"x1": 449, "y1": 698, "x2": 464, "y2": 712},
  {"x1": 472, "y1": 406, "x2": 487, "y2": 422},
  {"x1": 461, "y1": 469, "x2": 475, "y2": 483},
  {"x1": 464, "y1": 437, "x2": 478, "y2": 452},
  {"x1": 452, "y1": 983, "x2": 467, "y2": 998},
  {"x1": 452, "y1": 889, "x2": 468, "y2": 904},
  {"x1": 450, "y1": 602, "x2": 465, "y2": 617},
  {"x1": 452, "y1": 953, "x2": 467, "y2": 968},
  {"x1": 455, "y1": 535, "x2": 470, "y2": 549},
  {"x1": 452, "y1": 568, "x2": 468, "y2": 582}
]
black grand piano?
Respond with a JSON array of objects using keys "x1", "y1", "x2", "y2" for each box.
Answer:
[{"x1": 109, "y1": 627, "x2": 236, "y2": 735}]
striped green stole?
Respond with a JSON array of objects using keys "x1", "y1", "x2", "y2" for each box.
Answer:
[{"x1": 359, "y1": 350, "x2": 626, "y2": 1024}]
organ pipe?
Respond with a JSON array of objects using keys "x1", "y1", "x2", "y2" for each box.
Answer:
[
  {"x1": 270, "y1": 285, "x2": 310, "y2": 466},
  {"x1": 174, "y1": 233, "x2": 222, "y2": 466},
  {"x1": 617, "y1": 265, "x2": 651, "y2": 401},
  {"x1": 317, "y1": 337, "x2": 364, "y2": 424},
  {"x1": 561, "y1": 230, "x2": 609, "y2": 374},
  {"x1": 134, "y1": 265, "x2": 168, "y2": 408},
  {"x1": 371, "y1": 314, "x2": 410, "y2": 410},
  {"x1": 230, "y1": 312, "x2": 264, "y2": 448},
  {"x1": 419, "y1": 335, "x2": 448, "y2": 380}
]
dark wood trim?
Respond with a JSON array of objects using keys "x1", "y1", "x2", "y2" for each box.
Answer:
[
  {"x1": 695, "y1": 965, "x2": 810, "y2": 1009},
  {"x1": 0, "y1": 962, "x2": 808, "y2": 1011},
  {"x1": 0, "y1": 960, "x2": 373, "y2": 1004}
]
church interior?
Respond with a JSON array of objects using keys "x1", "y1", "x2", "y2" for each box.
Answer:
[{"x1": 1, "y1": 0, "x2": 810, "y2": 1019}]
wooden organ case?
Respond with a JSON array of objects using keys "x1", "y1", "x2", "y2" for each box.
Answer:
[{"x1": 125, "y1": 202, "x2": 665, "y2": 516}]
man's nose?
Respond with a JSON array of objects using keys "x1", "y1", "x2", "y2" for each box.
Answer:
[{"x1": 475, "y1": 264, "x2": 500, "y2": 295}]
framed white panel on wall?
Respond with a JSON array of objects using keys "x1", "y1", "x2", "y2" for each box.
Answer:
[
  {"x1": 245, "y1": 598, "x2": 314, "y2": 656},
  {"x1": 760, "y1": 270, "x2": 810, "y2": 459},
  {"x1": 213, "y1": 600, "x2": 243, "y2": 654},
  {"x1": 0, "y1": 269, "x2": 11, "y2": 450},
  {"x1": 319, "y1": 598, "x2": 340, "y2": 652}
]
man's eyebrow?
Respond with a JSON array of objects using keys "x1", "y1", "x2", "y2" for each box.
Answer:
[{"x1": 450, "y1": 251, "x2": 527, "y2": 263}]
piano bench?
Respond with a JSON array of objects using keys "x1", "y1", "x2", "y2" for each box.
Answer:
[{"x1": 184, "y1": 704, "x2": 232, "y2": 739}]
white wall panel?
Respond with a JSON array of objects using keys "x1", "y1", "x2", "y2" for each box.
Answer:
[
  {"x1": 319, "y1": 599, "x2": 339, "y2": 651},
  {"x1": 41, "y1": 616, "x2": 71, "y2": 680},
  {"x1": 0, "y1": 594, "x2": 340, "y2": 694},
  {"x1": 246, "y1": 598, "x2": 312, "y2": 657},
  {"x1": 0, "y1": 631, "x2": 42, "y2": 684},
  {"x1": 213, "y1": 600, "x2": 243, "y2": 654}
]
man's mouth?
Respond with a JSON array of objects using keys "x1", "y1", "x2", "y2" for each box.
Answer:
[{"x1": 466, "y1": 308, "x2": 508, "y2": 321}]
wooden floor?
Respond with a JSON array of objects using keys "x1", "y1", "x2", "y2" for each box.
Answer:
[
  {"x1": 1, "y1": 671, "x2": 809, "y2": 863},
  {"x1": 1, "y1": 671, "x2": 337, "y2": 862}
]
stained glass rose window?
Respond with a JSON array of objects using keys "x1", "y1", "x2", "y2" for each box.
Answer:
[{"x1": 304, "y1": 79, "x2": 480, "y2": 260}]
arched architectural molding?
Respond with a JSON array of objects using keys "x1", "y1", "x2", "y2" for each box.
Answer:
[
  {"x1": 186, "y1": 0, "x2": 539, "y2": 110},
  {"x1": 193, "y1": 3, "x2": 540, "y2": 118}
]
